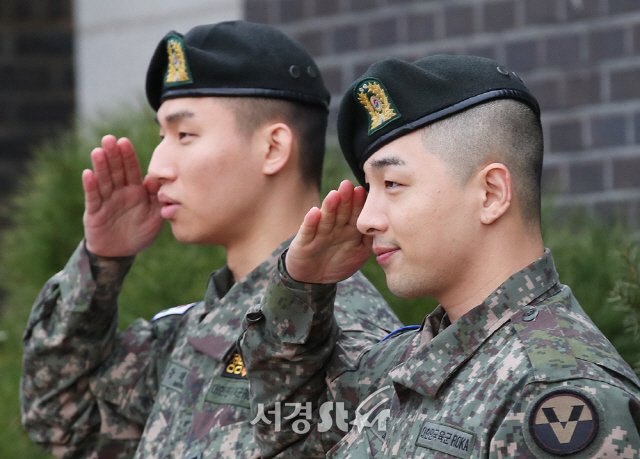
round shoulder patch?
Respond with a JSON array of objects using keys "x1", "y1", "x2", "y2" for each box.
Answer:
[{"x1": 527, "y1": 388, "x2": 600, "y2": 456}]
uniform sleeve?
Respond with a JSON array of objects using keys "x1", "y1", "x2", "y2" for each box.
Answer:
[
  {"x1": 20, "y1": 241, "x2": 173, "y2": 459},
  {"x1": 489, "y1": 378, "x2": 640, "y2": 458},
  {"x1": 239, "y1": 255, "x2": 382, "y2": 459}
]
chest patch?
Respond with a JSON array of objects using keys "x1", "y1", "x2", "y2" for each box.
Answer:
[
  {"x1": 528, "y1": 388, "x2": 599, "y2": 455},
  {"x1": 161, "y1": 361, "x2": 190, "y2": 392},
  {"x1": 204, "y1": 353, "x2": 250, "y2": 409},
  {"x1": 415, "y1": 420, "x2": 476, "y2": 459},
  {"x1": 222, "y1": 352, "x2": 247, "y2": 380}
]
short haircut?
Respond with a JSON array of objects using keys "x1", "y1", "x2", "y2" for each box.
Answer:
[
  {"x1": 220, "y1": 97, "x2": 328, "y2": 190},
  {"x1": 420, "y1": 99, "x2": 544, "y2": 227}
]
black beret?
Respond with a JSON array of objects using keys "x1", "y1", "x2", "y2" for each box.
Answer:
[
  {"x1": 146, "y1": 20, "x2": 330, "y2": 111},
  {"x1": 337, "y1": 54, "x2": 541, "y2": 187}
]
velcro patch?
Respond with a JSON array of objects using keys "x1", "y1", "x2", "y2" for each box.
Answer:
[
  {"x1": 206, "y1": 376, "x2": 250, "y2": 409},
  {"x1": 415, "y1": 420, "x2": 476, "y2": 459},
  {"x1": 222, "y1": 352, "x2": 247, "y2": 380},
  {"x1": 528, "y1": 388, "x2": 599, "y2": 455},
  {"x1": 161, "y1": 361, "x2": 190, "y2": 392}
]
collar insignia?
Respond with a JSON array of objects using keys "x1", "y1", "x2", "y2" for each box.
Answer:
[
  {"x1": 222, "y1": 352, "x2": 247, "y2": 380},
  {"x1": 528, "y1": 389, "x2": 599, "y2": 455},
  {"x1": 164, "y1": 35, "x2": 193, "y2": 87},
  {"x1": 355, "y1": 78, "x2": 401, "y2": 135}
]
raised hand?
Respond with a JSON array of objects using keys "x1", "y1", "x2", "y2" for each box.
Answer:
[
  {"x1": 285, "y1": 180, "x2": 372, "y2": 284},
  {"x1": 82, "y1": 135, "x2": 163, "y2": 257}
]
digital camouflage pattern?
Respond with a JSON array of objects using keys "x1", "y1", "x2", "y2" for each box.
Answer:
[
  {"x1": 240, "y1": 249, "x2": 640, "y2": 458},
  {"x1": 21, "y1": 239, "x2": 401, "y2": 459}
]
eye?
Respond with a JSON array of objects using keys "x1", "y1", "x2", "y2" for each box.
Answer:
[
  {"x1": 385, "y1": 181, "x2": 399, "y2": 188},
  {"x1": 179, "y1": 132, "x2": 191, "y2": 140}
]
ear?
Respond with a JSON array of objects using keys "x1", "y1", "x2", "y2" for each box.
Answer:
[
  {"x1": 259, "y1": 122, "x2": 293, "y2": 176},
  {"x1": 477, "y1": 163, "x2": 512, "y2": 225}
]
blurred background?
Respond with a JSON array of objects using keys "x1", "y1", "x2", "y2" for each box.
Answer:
[{"x1": 1, "y1": 0, "x2": 640, "y2": 457}]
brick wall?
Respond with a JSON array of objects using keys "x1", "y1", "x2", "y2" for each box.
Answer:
[
  {"x1": 0, "y1": 0, "x2": 74, "y2": 226},
  {"x1": 245, "y1": 0, "x2": 640, "y2": 227}
]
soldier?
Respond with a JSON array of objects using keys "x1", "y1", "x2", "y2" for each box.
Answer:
[
  {"x1": 240, "y1": 54, "x2": 640, "y2": 457},
  {"x1": 20, "y1": 21, "x2": 402, "y2": 459}
]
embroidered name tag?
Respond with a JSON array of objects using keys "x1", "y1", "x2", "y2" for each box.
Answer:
[
  {"x1": 205, "y1": 376, "x2": 250, "y2": 409},
  {"x1": 415, "y1": 420, "x2": 476, "y2": 459},
  {"x1": 161, "y1": 361, "x2": 189, "y2": 392}
]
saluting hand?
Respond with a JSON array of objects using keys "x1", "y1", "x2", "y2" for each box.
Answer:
[
  {"x1": 82, "y1": 135, "x2": 163, "y2": 257},
  {"x1": 285, "y1": 180, "x2": 372, "y2": 284}
]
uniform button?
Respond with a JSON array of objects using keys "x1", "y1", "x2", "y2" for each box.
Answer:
[
  {"x1": 307, "y1": 65, "x2": 317, "y2": 78},
  {"x1": 497, "y1": 65, "x2": 510, "y2": 76},
  {"x1": 246, "y1": 311, "x2": 264, "y2": 323},
  {"x1": 289, "y1": 65, "x2": 301, "y2": 78},
  {"x1": 522, "y1": 307, "x2": 539, "y2": 322}
]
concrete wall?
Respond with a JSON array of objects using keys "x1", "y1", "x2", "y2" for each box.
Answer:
[
  {"x1": 245, "y1": 0, "x2": 640, "y2": 226},
  {"x1": 0, "y1": 0, "x2": 74, "y2": 203},
  {"x1": 75, "y1": 0, "x2": 242, "y2": 119}
]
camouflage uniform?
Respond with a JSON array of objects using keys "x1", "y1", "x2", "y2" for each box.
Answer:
[
  {"x1": 21, "y1": 240, "x2": 401, "y2": 459},
  {"x1": 241, "y1": 249, "x2": 640, "y2": 458}
]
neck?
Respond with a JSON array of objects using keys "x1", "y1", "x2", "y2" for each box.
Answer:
[
  {"x1": 439, "y1": 225, "x2": 544, "y2": 323},
  {"x1": 225, "y1": 182, "x2": 320, "y2": 281}
]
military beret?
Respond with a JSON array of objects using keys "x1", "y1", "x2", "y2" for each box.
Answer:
[
  {"x1": 145, "y1": 20, "x2": 330, "y2": 111},
  {"x1": 337, "y1": 54, "x2": 541, "y2": 187}
]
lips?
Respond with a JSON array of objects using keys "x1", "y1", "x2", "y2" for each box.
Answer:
[
  {"x1": 158, "y1": 194, "x2": 180, "y2": 219},
  {"x1": 373, "y1": 245, "x2": 399, "y2": 265}
]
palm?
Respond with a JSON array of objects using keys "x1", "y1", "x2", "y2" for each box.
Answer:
[
  {"x1": 286, "y1": 181, "x2": 372, "y2": 284},
  {"x1": 82, "y1": 135, "x2": 163, "y2": 257}
]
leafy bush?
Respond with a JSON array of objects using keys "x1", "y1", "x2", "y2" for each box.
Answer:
[
  {"x1": 608, "y1": 242, "x2": 640, "y2": 375},
  {"x1": 1, "y1": 108, "x2": 638, "y2": 457}
]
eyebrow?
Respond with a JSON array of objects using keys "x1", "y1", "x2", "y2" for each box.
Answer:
[
  {"x1": 155, "y1": 110, "x2": 195, "y2": 126},
  {"x1": 368, "y1": 156, "x2": 406, "y2": 170}
]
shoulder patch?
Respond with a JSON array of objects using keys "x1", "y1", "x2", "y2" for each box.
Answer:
[
  {"x1": 525, "y1": 387, "x2": 604, "y2": 456},
  {"x1": 151, "y1": 302, "x2": 197, "y2": 322}
]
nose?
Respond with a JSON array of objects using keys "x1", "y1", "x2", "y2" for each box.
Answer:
[
  {"x1": 356, "y1": 190, "x2": 387, "y2": 235},
  {"x1": 147, "y1": 139, "x2": 177, "y2": 182}
]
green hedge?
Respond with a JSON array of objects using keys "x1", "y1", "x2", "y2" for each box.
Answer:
[{"x1": 1, "y1": 108, "x2": 638, "y2": 457}]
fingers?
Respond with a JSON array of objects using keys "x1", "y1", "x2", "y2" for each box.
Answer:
[
  {"x1": 350, "y1": 185, "x2": 367, "y2": 226},
  {"x1": 144, "y1": 175, "x2": 163, "y2": 213},
  {"x1": 119, "y1": 137, "x2": 143, "y2": 186},
  {"x1": 295, "y1": 180, "x2": 360, "y2": 246},
  {"x1": 334, "y1": 180, "x2": 355, "y2": 227},
  {"x1": 90, "y1": 135, "x2": 139, "y2": 200},
  {"x1": 82, "y1": 169, "x2": 102, "y2": 215},
  {"x1": 315, "y1": 189, "x2": 341, "y2": 237},
  {"x1": 90, "y1": 147, "x2": 113, "y2": 200},
  {"x1": 294, "y1": 207, "x2": 322, "y2": 247},
  {"x1": 102, "y1": 135, "x2": 126, "y2": 188}
]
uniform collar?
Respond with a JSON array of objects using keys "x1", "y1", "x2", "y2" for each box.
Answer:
[
  {"x1": 390, "y1": 249, "x2": 559, "y2": 398},
  {"x1": 187, "y1": 238, "x2": 293, "y2": 361}
]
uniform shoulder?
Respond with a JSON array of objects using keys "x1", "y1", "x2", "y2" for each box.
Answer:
[
  {"x1": 518, "y1": 380, "x2": 640, "y2": 457},
  {"x1": 511, "y1": 285, "x2": 640, "y2": 389}
]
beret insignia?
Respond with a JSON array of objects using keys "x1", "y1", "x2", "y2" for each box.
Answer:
[
  {"x1": 355, "y1": 78, "x2": 401, "y2": 135},
  {"x1": 164, "y1": 35, "x2": 192, "y2": 87},
  {"x1": 527, "y1": 388, "x2": 600, "y2": 456}
]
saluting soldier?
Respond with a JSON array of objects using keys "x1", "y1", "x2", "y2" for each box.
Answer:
[
  {"x1": 20, "y1": 21, "x2": 401, "y2": 459},
  {"x1": 240, "y1": 54, "x2": 640, "y2": 457}
]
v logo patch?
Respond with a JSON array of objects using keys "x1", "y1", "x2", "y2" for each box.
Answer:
[{"x1": 529, "y1": 389, "x2": 599, "y2": 455}]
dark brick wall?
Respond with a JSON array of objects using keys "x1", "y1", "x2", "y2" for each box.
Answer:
[
  {"x1": 245, "y1": 0, "x2": 640, "y2": 227},
  {"x1": 0, "y1": 0, "x2": 74, "y2": 226}
]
